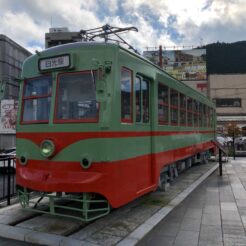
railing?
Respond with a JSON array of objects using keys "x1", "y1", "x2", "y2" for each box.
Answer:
[{"x1": 0, "y1": 157, "x2": 16, "y2": 205}]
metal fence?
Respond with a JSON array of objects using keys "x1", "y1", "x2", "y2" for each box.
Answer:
[{"x1": 0, "y1": 157, "x2": 16, "y2": 205}]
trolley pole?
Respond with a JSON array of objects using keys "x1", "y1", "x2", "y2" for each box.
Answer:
[{"x1": 159, "y1": 45, "x2": 163, "y2": 69}]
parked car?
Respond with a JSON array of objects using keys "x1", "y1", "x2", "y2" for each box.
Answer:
[{"x1": 216, "y1": 136, "x2": 228, "y2": 146}]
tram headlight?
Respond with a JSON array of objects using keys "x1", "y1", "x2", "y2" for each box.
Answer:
[{"x1": 40, "y1": 140, "x2": 55, "y2": 158}]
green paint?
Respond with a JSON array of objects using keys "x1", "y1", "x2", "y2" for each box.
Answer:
[
  {"x1": 17, "y1": 133, "x2": 213, "y2": 162},
  {"x1": 17, "y1": 189, "x2": 110, "y2": 222}
]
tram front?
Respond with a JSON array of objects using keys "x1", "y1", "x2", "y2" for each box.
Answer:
[{"x1": 16, "y1": 43, "x2": 115, "y2": 221}]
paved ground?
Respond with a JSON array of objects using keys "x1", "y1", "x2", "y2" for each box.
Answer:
[
  {"x1": 0, "y1": 162, "x2": 217, "y2": 246},
  {"x1": 0, "y1": 236, "x2": 35, "y2": 245},
  {"x1": 2, "y1": 158, "x2": 246, "y2": 245},
  {"x1": 137, "y1": 158, "x2": 246, "y2": 246}
]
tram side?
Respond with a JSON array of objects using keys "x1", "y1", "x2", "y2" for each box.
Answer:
[{"x1": 116, "y1": 47, "x2": 216, "y2": 195}]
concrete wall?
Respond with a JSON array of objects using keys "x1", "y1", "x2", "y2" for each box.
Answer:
[
  {"x1": 182, "y1": 80, "x2": 208, "y2": 97},
  {"x1": 0, "y1": 134, "x2": 15, "y2": 150},
  {"x1": 209, "y1": 74, "x2": 246, "y2": 116}
]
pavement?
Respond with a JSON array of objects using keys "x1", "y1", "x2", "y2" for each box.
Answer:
[
  {"x1": 0, "y1": 236, "x2": 35, "y2": 245},
  {"x1": 137, "y1": 158, "x2": 246, "y2": 246},
  {"x1": 1, "y1": 158, "x2": 245, "y2": 245}
]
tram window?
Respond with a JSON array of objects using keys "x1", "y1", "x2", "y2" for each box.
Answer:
[
  {"x1": 158, "y1": 83, "x2": 169, "y2": 125},
  {"x1": 135, "y1": 77, "x2": 141, "y2": 122},
  {"x1": 170, "y1": 89, "x2": 178, "y2": 125},
  {"x1": 199, "y1": 103, "x2": 203, "y2": 127},
  {"x1": 55, "y1": 71, "x2": 98, "y2": 122},
  {"x1": 193, "y1": 100, "x2": 199, "y2": 127},
  {"x1": 208, "y1": 107, "x2": 211, "y2": 127},
  {"x1": 22, "y1": 75, "x2": 52, "y2": 123},
  {"x1": 135, "y1": 76, "x2": 149, "y2": 123},
  {"x1": 142, "y1": 79, "x2": 150, "y2": 123},
  {"x1": 210, "y1": 108, "x2": 214, "y2": 128},
  {"x1": 121, "y1": 67, "x2": 133, "y2": 123},
  {"x1": 187, "y1": 97, "x2": 193, "y2": 126},
  {"x1": 180, "y1": 93, "x2": 186, "y2": 125},
  {"x1": 203, "y1": 105, "x2": 208, "y2": 127}
]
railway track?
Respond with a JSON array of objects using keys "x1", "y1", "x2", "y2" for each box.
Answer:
[{"x1": 0, "y1": 162, "x2": 218, "y2": 246}]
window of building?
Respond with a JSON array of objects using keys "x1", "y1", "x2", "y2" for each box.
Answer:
[
  {"x1": 214, "y1": 98, "x2": 241, "y2": 107},
  {"x1": 180, "y1": 93, "x2": 186, "y2": 125},
  {"x1": 170, "y1": 89, "x2": 179, "y2": 125},
  {"x1": 187, "y1": 97, "x2": 193, "y2": 126},
  {"x1": 22, "y1": 75, "x2": 52, "y2": 123},
  {"x1": 135, "y1": 76, "x2": 150, "y2": 123},
  {"x1": 55, "y1": 71, "x2": 98, "y2": 122},
  {"x1": 121, "y1": 67, "x2": 133, "y2": 123},
  {"x1": 158, "y1": 83, "x2": 169, "y2": 125}
]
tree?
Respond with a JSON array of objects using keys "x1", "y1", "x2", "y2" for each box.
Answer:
[{"x1": 226, "y1": 122, "x2": 241, "y2": 137}]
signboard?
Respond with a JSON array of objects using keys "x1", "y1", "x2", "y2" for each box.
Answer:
[
  {"x1": 0, "y1": 100, "x2": 18, "y2": 134},
  {"x1": 39, "y1": 54, "x2": 70, "y2": 71},
  {"x1": 143, "y1": 49, "x2": 207, "y2": 81}
]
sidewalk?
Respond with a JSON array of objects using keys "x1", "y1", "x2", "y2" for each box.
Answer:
[
  {"x1": 0, "y1": 236, "x2": 35, "y2": 245},
  {"x1": 137, "y1": 158, "x2": 246, "y2": 246}
]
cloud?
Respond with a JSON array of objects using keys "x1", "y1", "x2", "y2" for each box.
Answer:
[{"x1": 0, "y1": 0, "x2": 246, "y2": 54}]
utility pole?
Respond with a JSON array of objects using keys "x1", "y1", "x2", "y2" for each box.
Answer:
[{"x1": 159, "y1": 45, "x2": 163, "y2": 69}]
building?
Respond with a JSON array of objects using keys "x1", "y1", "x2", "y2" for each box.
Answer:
[
  {"x1": 45, "y1": 27, "x2": 81, "y2": 48},
  {"x1": 0, "y1": 34, "x2": 31, "y2": 149},
  {"x1": 206, "y1": 41, "x2": 246, "y2": 133},
  {"x1": 143, "y1": 47, "x2": 208, "y2": 96},
  {"x1": 209, "y1": 74, "x2": 246, "y2": 132},
  {"x1": 144, "y1": 42, "x2": 246, "y2": 133}
]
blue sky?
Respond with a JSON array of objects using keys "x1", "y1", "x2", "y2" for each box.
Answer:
[{"x1": 1, "y1": 0, "x2": 246, "y2": 53}]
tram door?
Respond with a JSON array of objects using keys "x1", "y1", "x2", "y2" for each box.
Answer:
[{"x1": 135, "y1": 75, "x2": 152, "y2": 190}]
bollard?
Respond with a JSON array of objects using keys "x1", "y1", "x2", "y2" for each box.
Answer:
[
  {"x1": 219, "y1": 149, "x2": 222, "y2": 176},
  {"x1": 7, "y1": 158, "x2": 11, "y2": 205}
]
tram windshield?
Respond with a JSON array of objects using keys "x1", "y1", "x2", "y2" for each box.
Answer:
[
  {"x1": 22, "y1": 76, "x2": 52, "y2": 123},
  {"x1": 55, "y1": 71, "x2": 98, "y2": 122}
]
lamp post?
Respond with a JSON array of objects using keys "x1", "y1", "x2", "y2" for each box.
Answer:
[{"x1": 233, "y1": 128, "x2": 235, "y2": 160}]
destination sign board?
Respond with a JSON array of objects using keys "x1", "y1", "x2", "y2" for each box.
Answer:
[{"x1": 39, "y1": 55, "x2": 70, "y2": 71}]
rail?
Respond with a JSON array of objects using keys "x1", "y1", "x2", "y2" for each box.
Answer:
[{"x1": 0, "y1": 156, "x2": 16, "y2": 205}]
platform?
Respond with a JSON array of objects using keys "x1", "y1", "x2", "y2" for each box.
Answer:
[
  {"x1": 137, "y1": 158, "x2": 246, "y2": 246},
  {"x1": 0, "y1": 161, "x2": 220, "y2": 246}
]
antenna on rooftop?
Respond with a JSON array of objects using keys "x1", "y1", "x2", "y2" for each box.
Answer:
[{"x1": 79, "y1": 24, "x2": 139, "y2": 54}]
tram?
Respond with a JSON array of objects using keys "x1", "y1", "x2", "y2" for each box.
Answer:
[{"x1": 16, "y1": 25, "x2": 216, "y2": 221}]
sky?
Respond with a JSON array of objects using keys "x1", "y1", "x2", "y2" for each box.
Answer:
[{"x1": 1, "y1": 0, "x2": 246, "y2": 54}]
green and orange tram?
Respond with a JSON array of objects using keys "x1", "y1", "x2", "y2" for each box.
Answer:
[{"x1": 16, "y1": 26, "x2": 216, "y2": 221}]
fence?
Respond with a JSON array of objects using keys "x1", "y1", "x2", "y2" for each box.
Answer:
[{"x1": 0, "y1": 157, "x2": 16, "y2": 205}]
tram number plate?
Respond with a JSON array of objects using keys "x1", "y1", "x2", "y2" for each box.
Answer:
[{"x1": 39, "y1": 55, "x2": 70, "y2": 71}]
